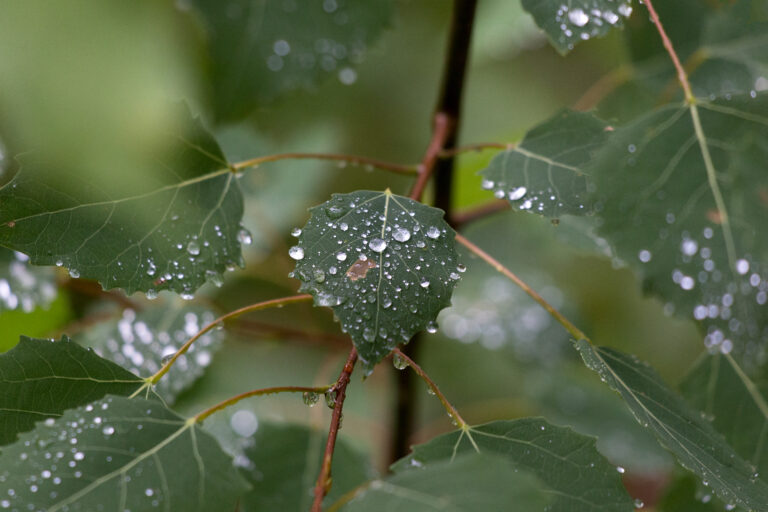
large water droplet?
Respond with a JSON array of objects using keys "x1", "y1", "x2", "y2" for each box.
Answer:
[
  {"x1": 369, "y1": 238, "x2": 387, "y2": 253},
  {"x1": 392, "y1": 353, "x2": 409, "y2": 370},
  {"x1": 426, "y1": 226, "x2": 440, "y2": 239},
  {"x1": 302, "y1": 391, "x2": 319, "y2": 406},
  {"x1": 393, "y1": 227, "x2": 411, "y2": 242},
  {"x1": 237, "y1": 228, "x2": 253, "y2": 245},
  {"x1": 187, "y1": 241, "x2": 201, "y2": 256},
  {"x1": 289, "y1": 246, "x2": 305, "y2": 260},
  {"x1": 568, "y1": 8, "x2": 589, "y2": 26}
]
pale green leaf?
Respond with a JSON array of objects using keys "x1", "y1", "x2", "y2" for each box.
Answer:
[
  {"x1": 479, "y1": 110, "x2": 608, "y2": 218},
  {"x1": 335, "y1": 453, "x2": 550, "y2": 511},
  {"x1": 291, "y1": 190, "x2": 461, "y2": 370},
  {"x1": 0, "y1": 395, "x2": 249, "y2": 511},
  {"x1": 392, "y1": 419, "x2": 633, "y2": 512},
  {"x1": 574, "y1": 340, "x2": 768, "y2": 510},
  {"x1": 0, "y1": 336, "x2": 144, "y2": 447},
  {"x1": 0, "y1": 104, "x2": 245, "y2": 297},
  {"x1": 0, "y1": 248, "x2": 57, "y2": 313}
]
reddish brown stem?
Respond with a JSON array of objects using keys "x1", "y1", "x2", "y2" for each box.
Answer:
[
  {"x1": 194, "y1": 386, "x2": 331, "y2": 422},
  {"x1": 232, "y1": 152, "x2": 417, "y2": 175},
  {"x1": 408, "y1": 112, "x2": 454, "y2": 201},
  {"x1": 311, "y1": 348, "x2": 358, "y2": 512},
  {"x1": 450, "y1": 200, "x2": 510, "y2": 228}
]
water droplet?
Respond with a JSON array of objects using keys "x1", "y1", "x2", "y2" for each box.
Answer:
[
  {"x1": 289, "y1": 246, "x2": 305, "y2": 260},
  {"x1": 568, "y1": 8, "x2": 589, "y2": 27},
  {"x1": 616, "y1": 466, "x2": 625, "y2": 474},
  {"x1": 325, "y1": 205, "x2": 347, "y2": 219},
  {"x1": 638, "y1": 250, "x2": 652, "y2": 263},
  {"x1": 237, "y1": 228, "x2": 253, "y2": 245},
  {"x1": 324, "y1": 390, "x2": 337, "y2": 409},
  {"x1": 313, "y1": 269, "x2": 325, "y2": 283},
  {"x1": 508, "y1": 186, "x2": 527, "y2": 201},
  {"x1": 186, "y1": 241, "x2": 200, "y2": 256},
  {"x1": 393, "y1": 227, "x2": 411, "y2": 242},
  {"x1": 161, "y1": 353, "x2": 175, "y2": 365},
  {"x1": 681, "y1": 239, "x2": 698, "y2": 256},
  {"x1": 426, "y1": 226, "x2": 441, "y2": 239},
  {"x1": 392, "y1": 353, "x2": 409, "y2": 370},
  {"x1": 68, "y1": 269, "x2": 80, "y2": 279},
  {"x1": 633, "y1": 498, "x2": 644, "y2": 509},
  {"x1": 420, "y1": 279, "x2": 430, "y2": 288},
  {"x1": 369, "y1": 238, "x2": 387, "y2": 253},
  {"x1": 291, "y1": 227, "x2": 302, "y2": 237},
  {"x1": 426, "y1": 321, "x2": 438, "y2": 334},
  {"x1": 457, "y1": 264, "x2": 466, "y2": 273},
  {"x1": 736, "y1": 259, "x2": 750, "y2": 274},
  {"x1": 481, "y1": 178, "x2": 494, "y2": 190},
  {"x1": 336, "y1": 251, "x2": 347, "y2": 262},
  {"x1": 302, "y1": 391, "x2": 320, "y2": 406},
  {"x1": 617, "y1": 3, "x2": 632, "y2": 17}
]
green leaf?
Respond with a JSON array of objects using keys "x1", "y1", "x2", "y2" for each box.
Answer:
[
  {"x1": 681, "y1": 353, "x2": 768, "y2": 478},
  {"x1": 0, "y1": 247, "x2": 57, "y2": 313},
  {"x1": 239, "y1": 422, "x2": 374, "y2": 512},
  {"x1": 335, "y1": 453, "x2": 550, "y2": 511},
  {"x1": 0, "y1": 336, "x2": 144, "y2": 447},
  {"x1": 0, "y1": 104, "x2": 245, "y2": 297},
  {"x1": 478, "y1": 110, "x2": 608, "y2": 219},
  {"x1": 291, "y1": 190, "x2": 461, "y2": 370},
  {"x1": 79, "y1": 302, "x2": 224, "y2": 403},
  {"x1": 658, "y1": 473, "x2": 723, "y2": 512},
  {"x1": 392, "y1": 419, "x2": 633, "y2": 512},
  {"x1": 574, "y1": 340, "x2": 768, "y2": 510},
  {"x1": 185, "y1": 0, "x2": 394, "y2": 122},
  {"x1": 0, "y1": 395, "x2": 249, "y2": 510},
  {"x1": 591, "y1": 94, "x2": 768, "y2": 363},
  {"x1": 521, "y1": 0, "x2": 634, "y2": 55}
]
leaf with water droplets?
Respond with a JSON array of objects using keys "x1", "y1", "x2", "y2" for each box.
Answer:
[
  {"x1": 334, "y1": 453, "x2": 549, "y2": 511},
  {"x1": 574, "y1": 340, "x2": 768, "y2": 510},
  {"x1": 591, "y1": 94, "x2": 768, "y2": 365},
  {"x1": 291, "y1": 190, "x2": 461, "y2": 370},
  {"x1": 681, "y1": 353, "x2": 768, "y2": 481},
  {"x1": 0, "y1": 103, "x2": 244, "y2": 297},
  {"x1": 183, "y1": 0, "x2": 393, "y2": 122},
  {"x1": 238, "y1": 422, "x2": 374, "y2": 511},
  {"x1": 79, "y1": 303, "x2": 224, "y2": 403},
  {"x1": 0, "y1": 248, "x2": 57, "y2": 313},
  {"x1": 479, "y1": 110, "x2": 608, "y2": 218},
  {"x1": 0, "y1": 336, "x2": 145, "y2": 447},
  {"x1": 392, "y1": 418, "x2": 633, "y2": 512},
  {"x1": 0, "y1": 395, "x2": 249, "y2": 511},
  {"x1": 521, "y1": 0, "x2": 633, "y2": 55}
]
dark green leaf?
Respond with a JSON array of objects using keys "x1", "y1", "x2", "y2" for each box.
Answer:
[
  {"x1": 479, "y1": 110, "x2": 608, "y2": 218},
  {"x1": 291, "y1": 190, "x2": 461, "y2": 370},
  {"x1": 0, "y1": 104, "x2": 245, "y2": 297},
  {"x1": 392, "y1": 419, "x2": 633, "y2": 512},
  {"x1": 0, "y1": 248, "x2": 57, "y2": 313},
  {"x1": 0, "y1": 336, "x2": 144, "y2": 447},
  {"x1": 521, "y1": 0, "x2": 634, "y2": 55},
  {"x1": 681, "y1": 353, "x2": 768, "y2": 478},
  {"x1": 185, "y1": 0, "x2": 394, "y2": 122},
  {"x1": 591, "y1": 94, "x2": 768, "y2": 364},
  {"x1": 335, "y1": 453, "x2": 550, "y2": 511},
  {"x1": 574, "y1": 340, "x2": 768, "y2": 510},
  {"x1": 0, "y1": 395, "x2": 249, "y2": 510},
  {"x1": 79, "y1": 303, "x2": 223, "y2": 403},
  {"x1": 658, "y1": 473, "x2": 723, "y2": 512},
  {"x1": 239, "y1": 422, "x2": 374, "y2": 512}
]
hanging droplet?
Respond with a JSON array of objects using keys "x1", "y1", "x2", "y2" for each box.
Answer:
[
  {"x1": 237, "y1": 228, "x2": 253, "y2": 245},
  {"x1": 289, "y1": 246, "x2": 305, "y2": 260},
  {"x1": 291, "y1": 227, "x2": 302, "y2": 237},
  {"x1": 324, "y1": 389, "x2": 337, "y2": 409},
  {"x1": 302, "y1": 391, "x2": 320, "y2": 406},
  {"x1": 69, "y1": 269, "x2": 80, "y2": 279},
  {"x1": 426, "y1": 321, "x2": 438, "y2": 334},
  {"x1": 392, "y1": 353, "x2": 409, "y2": 370}
]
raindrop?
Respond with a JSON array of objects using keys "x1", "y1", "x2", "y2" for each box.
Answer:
[
  {"x1": 369, "y1": 238, "x2": 387, "y2": 253},
  {"x1": 420, "y1": 279, "x2": 430, "y2": 288},
  {"x1": 289, "y1": 246, "x2": 305, "y2": 260},
  {"x1": 426, "y1": 226, "x2": 440, "y2": 239},
  {"x1": 237, "y1": 228, "x2": 253, "y2": 245},
  {"x1": 324, "y1": 390, "x2": 337, "y2": 409},
  {"x1": 325, "y1": 205, "x2": 347, "y2": 219},
  {"x1": 336, "y1": 251, "x2": 347, "y2": 262},
  {"x1": 568, "y1": 8, "x2": 589, "y2": 27},
  {"x1": 69, "y1": 269, "x2": 80, "y2": 279},
  {"x1": 616, "y1": 466, "x2": 625, "y2": 473},
  {"x1": 633, "y1": 498, "x2": 644, "y2": 509},
  {"x1": 186, "y1": 241, "x2": 200, "y2": 256},
  {"x1": 617, "y1": 3, "x2": 632, "y2": 17},
  {"x1": 302, "y1": 392, "x2": 320, "y2": 406},
  {"x1": 393, "y1": 227, "x2": 411, "y2": 243},
  {"x1": 681, "y1": 239, "x2": 698, "y2": 256},
  {"x1": 426, "y1": 321, "x2": 438, "y2": 334},
  {"x1": 638, "y1": 250, "x2": 652, "y2": 263},
  {"x1": 736, "y1": 259, "x2": 750, "y2": 275},
  {"x1": 291, "y1": 227, "x2": 302, "y2": 237},
  {"x1": 481, "y1": 178, "x2": 494, "y2": 190},
  {"x1": 508, "y1": 186, "x2": 527, "y2": 201},
  {"x1": 392, "y1": 353, "x2": 409, "y2": 370}
]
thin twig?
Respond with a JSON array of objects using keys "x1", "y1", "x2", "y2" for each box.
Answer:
[
  {"x1": 572, "y1": 66, "x2": 633, "y2": 111},
  {"x1": 455, "y1": 233, "x2": 588, "y2": 341},
  {"x1": 450, "y1": 200, "x2": 510, "y2": 228},
  {"x1": 408, "y1": 112, "x2": 453, "y2": 201},
  {"x1": 438, "y1": 142, "x2": 510, "y2": 158},
  {"x1": 311, "y1": 348, "x2": 358, "y2": 512},
  {"x1": 231, "y1": 152, "x2": 418, "y2": 175},
  {"x1": 392, "y1": 348, "x2": 467, "y2": 428},
  {"x1": 194, "y1": 385, "x2": 331, "y2": 423}
]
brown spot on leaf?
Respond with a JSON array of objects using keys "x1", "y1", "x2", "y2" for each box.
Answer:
[
  {"x1": 604, "y1": 125, "x2": 615, "y2": 132},
  {"x1": 346, "y1": 258, "x2": 376, "y2": 281},
  {"x1": 5, "y1": 221, "x2": 15, "y2": 228},
  {"x1": 707, "y1": 209, "x2": 723, "y2": 224}
]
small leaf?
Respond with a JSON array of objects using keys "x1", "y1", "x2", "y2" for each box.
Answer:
[
  {"x1": 479, "y1": 110, "x2": 608, "y2": 218},
  {"x1": 521, "y1": 0, "x2": 634, "y2": 55},
  {"x1": 291, "y1": 190, "x2": 461, "y2": 369},
  {"x1": 574, "y1": 340, "x2": 768, "y2": 510},
  {"x1": 0, "y1": 336, "x2": 144, "y2": 447},
  {"x1": 0, "y1": 395, "x2": 249, "y2": 510},
  {"x1": 239, "y1": 422, "x2": 374, "y2": 511},
  {"x1": 184, "y1": 0, "x2": 394, "y2": 122},
  {"x1": 392, "y1": 419, "x2": 633, "y2": 512},
  {"x1": 0, "y1": 103, "x2": 244, "y2": 297},
  {"x1": 79, "y1": 303, "x2": 224, "y2": 403},
  {"x1": 335, "y1": 453, "x2": 550, "y2": 511},
  {"x1": 0, "y1": 247, "x2": 57, "y2": 313}
]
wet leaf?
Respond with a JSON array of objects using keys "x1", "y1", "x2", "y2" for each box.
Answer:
[
  {"x1": 291, "y1": 190, "x2": 461, "y2": 370},
  {"x1": 682, "y1": 353, "x2": 768, "y2": 479},
  {"x1": 0, "y1": 104, "x2": 245, "y2": 297},
  {"x1": 0, "y1": 248, "x2": 57, "y2": 313},
  {"x1": 0, "y1": 395, "x2": 249, "y2": 511},
  {"x1": 478, "y1": 110, "x2": 608, "y2": 218},
  {"x1": 521, "y1": 0, "x2": 634, "y2": 55},
  {"x1": 591, "y1": 93, "x2": 768, "y2": 365},
  {"x1": 574, "y1": 340, "x2": 768, "y2": 510},
  {"x1": 335, "y1": 453, "x2": 549, "y2": 511},
  {"x1": 184, "y1": 0, "x2": 394, "y2": 122},
  {"x1": 392, "y1": 418, "x2": 634, "y2": 512},
  {"x1": 239, "y1": 422, "x2": 374, "y2": 512},
  {"x1": 79, "y1": 303, "x2": 223, "y2": 403},
  {"x1": 0, "y1": 336, "x2": 144, "y2": 447}
]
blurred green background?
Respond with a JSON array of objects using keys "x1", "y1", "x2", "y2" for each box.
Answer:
[{"x1": 0, "y1": 1, "x2": 707, "y2": 509}]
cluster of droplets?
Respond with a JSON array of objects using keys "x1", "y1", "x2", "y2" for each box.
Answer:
[
  {"x1": 554, "y1": 0, "x2": 632, "y2": 50},
  {"x1": 288, "y1": 191, "x2": 462, "y2": 367},
  {"x1": 481, "y1": 167, "x2": 587, "y2": 218},
  {"x1": 0, "y1": 251, "x2": 57, "y2": 313},
  {"x1": 89, "y1": 307, "x2": 222, "y2": 401}
]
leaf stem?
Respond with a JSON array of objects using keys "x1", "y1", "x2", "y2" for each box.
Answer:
[
  {"x1": 438, "y1": 142, "x2": 511, "y2": 158},
  {"x1": 450, "y1": 199, "x2": 510, "y2": 228},
  {"x1": 194, "y1": 385, "x2": 332, "y2": 423},
  {"x1": 231, "y1": 152, "x2": 418, "y2": 175},
  {"x1": 392, "y1": 348, "x2": 468, "y2": 429},
  {"x1": 455, "y1": 233, "x2": 588, "y2": 341},
  {"x1": 141, "y1": 294, "x2": 313, "y2": 390},
  {"x1": 312, "y1": 348, "x2": 358, "y2": 512}
]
